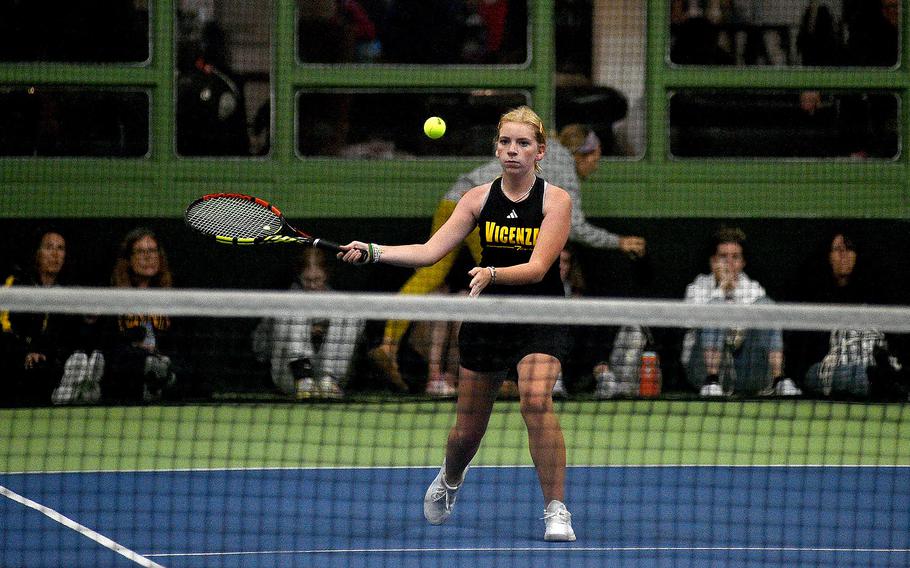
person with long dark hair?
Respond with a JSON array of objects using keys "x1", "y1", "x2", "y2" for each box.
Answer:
[
  {"x1": 785, "y1": 229, "x2": 906, "y2": 399},
  {"x1": 1, "y1": 227, "x2": 70, "y2": 405}
]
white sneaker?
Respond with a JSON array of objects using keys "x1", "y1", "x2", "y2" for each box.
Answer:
[
  {"x1": 423, "y1": 463, "x2": 467, "y2": 525},
  {"x1": 542, "y1": 500, "x2": 576, "y2": 542},
  {"x1": 52, "y1": 351, "x2": 88, "y2": 404},
  {"x1": 80, "y1": 350, "x2": 104, "y2": 403},
  {"x1": 317, "y1": 376, "x2": 344, "y2": 399},
  {"x1": 700, "y1": 382, "x2": 725, "y2": 397},
  {"x1": 774, "y1": 378, "x2": 802, "y2": 397},
  {"x1": 425, "y1": 377, "x2": 457, "y2": 398},
  {"x1": 594, "y1": 371, "x2": 617, "y2": 399},
  {"x1": 552, "y1": 374, "x2": 567, "y2": 398},
  {"x1": 295, "y1": 377, "x2": 316, "y2": 399}
]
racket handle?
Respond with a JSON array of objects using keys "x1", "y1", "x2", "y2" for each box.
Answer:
[
  {"x1": 312, "y1": 238, "x2": 342, "y2": 252},
  {"x1": 313, "y1": 238, "x2": 367, "y2": 263}
]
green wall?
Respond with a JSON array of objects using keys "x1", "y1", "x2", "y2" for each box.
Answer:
[{"x1": 0, "y1": 0, "x2": 908, "y2": 219}]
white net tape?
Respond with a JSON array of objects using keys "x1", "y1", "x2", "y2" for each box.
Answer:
[{"x1": 3, "y1": 286, "x2": 909, "y2": 332}]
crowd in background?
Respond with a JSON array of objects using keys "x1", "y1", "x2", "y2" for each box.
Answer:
[{"x1": 3, "y1": 218, "x2": 908, "y2": 407}]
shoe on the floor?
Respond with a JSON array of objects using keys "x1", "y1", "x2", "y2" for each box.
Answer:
[
  {"x1": 774, "y1": 377, "x2": 802, "y2": 396},
  {"x1": 542, "y1": 500, "x2": 576, "y2": 542},
  {"x1": 552, "y1": 374, "x2": 567, "y2": 399},
  {"x1": 295, "y1": 377, "x2": 316, "y2": 399},
  {"x1": 52, "y1": 351, "x2": 88, "y2": 404},
  {"x1": 317, "y1": 376, "x2": 344, "y2": 399},
  {"x1": 80, "y1": 350, "x2": 104, "y2": 403},
  {"x1": 700, "y1": 381, "x2": 725, "y2": 397},
  {"x1": 426, "y1": 377, "x2": 457, "y2": 397},
  {"x1": 423, "y1": 463, "x2": 467, "y2": 525},
  {"x1": 594, "y1": 371, "x2": 618, "y2": 400}
]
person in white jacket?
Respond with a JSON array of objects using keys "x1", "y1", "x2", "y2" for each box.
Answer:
[
  {"x1": 252, "y1": 248, "x2": 364, "y2": 399},
  {"x1": 681, "y1": 226, "x2": 802, "y2": 397}
]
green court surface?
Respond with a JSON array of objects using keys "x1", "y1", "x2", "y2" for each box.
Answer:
[{"x1": 1, "y1": 400, "x2": 907, "y2": 473}]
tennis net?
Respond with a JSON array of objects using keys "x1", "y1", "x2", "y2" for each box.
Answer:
[{"x1": 1, "y1": 286, "x2": 908, "y2": 568}]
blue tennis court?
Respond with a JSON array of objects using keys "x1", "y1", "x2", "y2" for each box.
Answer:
[{"x1": 3, "y1": 465, "x2": 908, "y2": 568}]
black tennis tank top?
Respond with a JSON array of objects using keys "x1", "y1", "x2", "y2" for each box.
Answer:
[{"x1": 477, "y1": 176, "x2": 563, "y2": 297}]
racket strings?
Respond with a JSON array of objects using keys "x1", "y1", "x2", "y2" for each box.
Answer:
[{"x1": 187, "y1": 198, "x2": 281, "y2": 238}]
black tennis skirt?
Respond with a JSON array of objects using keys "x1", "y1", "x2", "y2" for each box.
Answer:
[{"x1": 458, "y1": 322, "x2": 571, "y2": 373}]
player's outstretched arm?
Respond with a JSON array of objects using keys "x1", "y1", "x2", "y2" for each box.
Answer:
[{"x1": 338, "y1": 185, "x2": 487, "y2": 268}]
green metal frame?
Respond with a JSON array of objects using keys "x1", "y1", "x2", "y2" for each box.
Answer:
[{"x1": 0, "y1": 0, "x2": 907, "y2": 219}]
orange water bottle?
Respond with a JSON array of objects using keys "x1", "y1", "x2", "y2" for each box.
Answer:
[{"x1": 639, "y1": 350, "x2": 661, "y2": 398}]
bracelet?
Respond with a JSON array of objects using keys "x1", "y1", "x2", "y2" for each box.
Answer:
[
  {"x1": 487, "y1": 266, "x2": 496, "y2": 284},
  {"x1": 367, "y1": 243, "x2": 382, "y2": 264}
]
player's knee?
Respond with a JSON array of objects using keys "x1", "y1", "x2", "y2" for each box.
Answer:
[{"x1": 519, "y1": 392, "x2": 552, "y2": 420}]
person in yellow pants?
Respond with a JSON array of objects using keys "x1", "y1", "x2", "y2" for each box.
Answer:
[{"x1": 370, "y1": 124, "x2": 646, "y2": 393}]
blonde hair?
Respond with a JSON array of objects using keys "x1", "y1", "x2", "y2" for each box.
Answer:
[{"x1": 496, "y1": 106, "x2": 546, "y2": 173}]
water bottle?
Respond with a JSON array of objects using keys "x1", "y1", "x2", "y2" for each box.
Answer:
[{"x1": 639, "y1": 350, "x2": 661, "y2": 398}]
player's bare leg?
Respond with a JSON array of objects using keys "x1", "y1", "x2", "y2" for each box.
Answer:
[
  {"x1": 516, "y1": 354, "x2": 565, "y2": 503},
  {"x1": 444, "y1": 368, "x2": 499, "y2": 481},
  {"x1": 517, "y1": 354, "x2": 575, "y2": 541},
  {"x1": 424, "y1": 368, "x2": 498, "y2": 524}
]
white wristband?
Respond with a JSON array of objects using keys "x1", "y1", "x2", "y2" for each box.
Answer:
[
  {"x1": 487, "y1": 266, "x2": 496, "y2": 284},
  {"x1": 368, "y1": 243, "x2": 382, "y2": 264}
]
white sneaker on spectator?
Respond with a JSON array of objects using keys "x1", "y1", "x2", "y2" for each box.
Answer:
[
  {"x1": 80, "y1": 350, "x2": 104, "y2": 403},
  {"x1": 295, "y1": 377, "x2": 316, "y2": 399},
  {"x1": 774, "y1": 378, "x2": 802, "y2": 396},
  {"x1": 52, "y1": 351, "x2": 88, "y2": 404},
  {"x1": 317, "y1": 376, "x2": 344, "y2": 399},
  {"x1": 425, "y1": 377, "x2": 457, "y2": 398},
  {"x1": 423, "y1": 462, "x2": 467, "y2": 525},
  {"x1": 594, "y1": 371, "x2": 618, "y2": 399},
  {"x1": 542, "y1": 500, "x2": 576, "y2": 542},
  {"x1": 552, "y1": 374, "x2": 567, "y2": 398},
  {"x1": 700, "y1": 382, "x2": 725, "y2": 397}
]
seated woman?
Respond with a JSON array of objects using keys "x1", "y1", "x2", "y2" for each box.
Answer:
[
  {"x1": 1, "y1": 227, "x2": 71, "y2": 405},
  {"x1": 252, "y1": 248, "x2": 365, "y2": 399},
  {"x1": 103, "y1": 228, "x2": 182, "y2": 403},
  {"x1": 786, "y1": 229, "x2": 906, "y2": 400}
]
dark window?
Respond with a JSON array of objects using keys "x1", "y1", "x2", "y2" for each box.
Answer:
[
  {"x1": 0, "y1": 1, "x2": 150, "y2": 63},
  {"x1": 0, "y1": 87, "x2": 150, "y2": 157},
  {"x1": 176, "y1": 2, "x2": 272, "y2": 157},
  {"x1": 669, "y1": 0, "x2": 900, "y2": 68},
  {"x1": 297, "y1": 0, "x2": 528, "y2": 65},
  {"x1": 669, "y1": 90, "x2": 900, "y2": 159},
  {"x1": 296, "y1": 90, "x2": 529, "y2": 157}
]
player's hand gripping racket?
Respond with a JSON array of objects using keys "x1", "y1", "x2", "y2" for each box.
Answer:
[{"x1": 185, "y1": 193, "x2": 347, "y2": 252}]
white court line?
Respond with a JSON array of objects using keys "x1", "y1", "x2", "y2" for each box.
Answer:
[
  {"x1": 145, "y1": 545, "x2": 910, "y2": 559},
  {"x1": 0, "y1": 484, "x2": 167, "y2": 568}
]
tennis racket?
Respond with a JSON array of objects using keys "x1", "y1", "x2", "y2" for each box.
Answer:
[{"x1": 185, "y1": 193, "x2": 347, "y2": 252}]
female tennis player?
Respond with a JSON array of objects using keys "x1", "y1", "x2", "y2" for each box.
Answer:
[{"x1": 339, "y1": 106, "x2": 576, "y2": 541}]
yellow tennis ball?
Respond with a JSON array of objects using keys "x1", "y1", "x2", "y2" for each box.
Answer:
[{"x1": 423, "y1": 116, "x2": 446, "y2": 139}]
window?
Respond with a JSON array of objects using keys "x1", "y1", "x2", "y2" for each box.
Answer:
[
  {"x1": 297, "y1": 0, "x2": 528, "y2": 65},
  {"x1": 0, "y1": 87, "x2": 150, "y2": 157},
  {"x1": 577, "y1": 0, "x2": 647, "y2": 157},
  {"x1": 0, "y1": 1, "x2": 150, "y2": 63},
  {"x1": 297, "y1": 89, "x2": 530, "y2": 157},
  {"x1": 176, "y1": 1, "x2": 272, "y2": 156},
  {"x1": 670, "y1": 0, "x2": 900, "y2": 67},
  {"x1": 669, "y1": 90, "x2": 900, "y2": 159}
]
